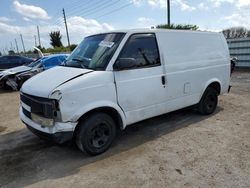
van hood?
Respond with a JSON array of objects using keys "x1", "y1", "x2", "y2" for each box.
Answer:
[
  {"x1": 21, "y1": 66, "x2": 93, "y2": 98},
  {"x1": 0, "y1": 66, "x2": 31, "y2": 79}
]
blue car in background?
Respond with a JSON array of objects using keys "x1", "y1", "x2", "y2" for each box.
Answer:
[
  {"x1": 0, "y1": 55, "x2": 34, "y2": 70},
  {"x1": 0, "y1": 54, "x2": 68, "y2": 90}
]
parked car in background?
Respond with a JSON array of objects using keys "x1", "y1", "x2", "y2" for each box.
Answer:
[
  {"x1": 0, "y1": 55, "x2": 34, "y2": 70},
  {"x1": 0, "y1": 54, "x2": 68, "y2": 90}
]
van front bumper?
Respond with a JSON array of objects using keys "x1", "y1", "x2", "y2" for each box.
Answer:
[
  {"x1": 25, "y1": 123, "x2": 73, "y2": 144},
  {"x1": 20, "y1": 107, "x2": 77, "y2": 144}
]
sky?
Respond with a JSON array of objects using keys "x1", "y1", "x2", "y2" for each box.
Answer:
[{"x1": 0, "y1": 0, "x2": 249, "y2": 54}]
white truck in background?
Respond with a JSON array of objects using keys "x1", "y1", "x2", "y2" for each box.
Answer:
[{"x1": 20, "y1": 29, "x2": 231, "y2": 155}]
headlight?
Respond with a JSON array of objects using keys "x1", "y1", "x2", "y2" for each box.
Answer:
[
  {"x1": 31, "y1": 113, "x2": 54, "y2": 127},
  {"x1": 50, "y1": 90, "x2": 62, "y2": 100}
]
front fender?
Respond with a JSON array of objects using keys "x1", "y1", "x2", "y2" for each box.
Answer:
[{"x1": 70, "y1": 100, "x2": 126, "y2": 129}]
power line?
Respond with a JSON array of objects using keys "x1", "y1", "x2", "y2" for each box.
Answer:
[
  {"x1": 66, "y1": 0, "x2": 95, "y2": 13},
  {"x1": 49, "y1": 1, "x2": 133, "y2": 38},
  {"x1": 71, "y1": 1, "x2": 133, "y2": 26},
  {"x1": 78, "y1": 0, "x2": 121, "y2": 18},
  {"x1": 51, "y1": 0, "x2": 85, "y2": 19},
  {"x1": 66, "y1": 0, "x2": 112, "y2": 17},
  {"x1": 94, "y1": 2, "x2": 133, "y2": 19}
]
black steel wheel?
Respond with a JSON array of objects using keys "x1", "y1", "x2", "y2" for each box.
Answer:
[
  {"x1": 75, "y1": 113, "x2": 116, "y2": 155},
  {"x1": 198, "y1": 87, "x2": 218, "y2": 115}
]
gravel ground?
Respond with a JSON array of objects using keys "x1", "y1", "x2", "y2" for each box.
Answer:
[{"x1": 0, "y1": 71, "x2": 249, "y2": 188}]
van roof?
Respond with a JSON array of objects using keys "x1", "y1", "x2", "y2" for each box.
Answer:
[{"x1": 96, "y1": 28, "x2": 220, "y2": 35}]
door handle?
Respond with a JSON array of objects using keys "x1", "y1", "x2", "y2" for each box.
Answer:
[{"x1": 161, "y1": 75, "x2": 166, "y2": 85}]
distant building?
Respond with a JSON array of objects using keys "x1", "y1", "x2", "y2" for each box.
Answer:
[{"x1": 227, "y1": 38, "x2": 250, "y2": 68}]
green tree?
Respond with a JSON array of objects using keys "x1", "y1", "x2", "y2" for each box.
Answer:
[
  {"x1": 69, "y1": 44, "x2": 77, "y2": 51},
  {"x1": 49, "y1": 31, "x2": 63, "y2": 48},
  {"x1": 156, "y1": 24, "x2": 199, "y2": 30}
]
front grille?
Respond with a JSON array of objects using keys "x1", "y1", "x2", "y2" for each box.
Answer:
[
  {"x1": 22, "y1": 107, "x2": 31, "y2": 119},
  {"x1": 20, "y1": 93, "x2": 55, "y2": 119}
]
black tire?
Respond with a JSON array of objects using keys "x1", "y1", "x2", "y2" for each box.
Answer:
[
  {"x1": 198, "y1": 87, "x2": 218, "y2": 115},
  {"x1": 75, "y1": 113, "x2": 116, "y2": 155}
]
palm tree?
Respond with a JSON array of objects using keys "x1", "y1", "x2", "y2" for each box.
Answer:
[{"x1": 49, "y1": 31, "x2": 63, "y2": 47}]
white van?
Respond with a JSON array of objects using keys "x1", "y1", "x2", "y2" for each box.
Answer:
[{"x1": 20, "y1": 29, "x2": 230, "y2": 155}]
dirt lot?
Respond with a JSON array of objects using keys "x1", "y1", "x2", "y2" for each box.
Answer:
[{"x1": 0, "y1": 71, "x2": 249, "y2": 188}]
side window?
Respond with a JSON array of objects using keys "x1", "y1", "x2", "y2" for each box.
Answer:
[{"x1": 118, "y1": 33, "x2": 160, "y2": 69}]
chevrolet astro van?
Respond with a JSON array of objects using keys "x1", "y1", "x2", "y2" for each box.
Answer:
[{"x1": 20, "y1": 29, "x2": 231, "y2": 155}]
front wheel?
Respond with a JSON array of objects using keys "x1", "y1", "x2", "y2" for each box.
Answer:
[
  {"x1": 75, "y1": 113, "x2": 116, "y2": 155},
  {"x1": 198, "y1": 87, "x2": 218, "y2": 115}
]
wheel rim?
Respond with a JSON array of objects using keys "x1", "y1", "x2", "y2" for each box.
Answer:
[
  {"x1": 89, "y1": 123, "x2": 111, "y2": 148},
  {"x1": 205, "y1": 93, "x2": 216, "y2": 112}
]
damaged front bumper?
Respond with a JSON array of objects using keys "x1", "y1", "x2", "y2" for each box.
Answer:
[{"x1": 20, "y1": 107, "x2": 77, "y2": 144}]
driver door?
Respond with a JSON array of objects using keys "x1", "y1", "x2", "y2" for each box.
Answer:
[{"x1": 113, "y1": 33, "x2": 167, "y2": 125}]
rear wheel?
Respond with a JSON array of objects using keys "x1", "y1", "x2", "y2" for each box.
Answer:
[
  {"x1": 75, "y1": 113, "x2": 116, "y2": 155},
  {"x1": 198, "y1": 87, "x2": 218, "y2": 115}
]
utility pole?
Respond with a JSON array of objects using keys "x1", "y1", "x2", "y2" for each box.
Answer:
[
  {"x1": 167, "y1": 0, "x2": 170, "y2": 26},
  {"x1": 20, "y1": 34, "x2": 26, "y2": 54},
  {"x1": 37, "y1": 25, "x2": 41, "y2": 47},
  {"x1": 15, "y1": 38, "x2": 19, "y2": 54},
  {"x1": 34, "y1": 35, "x2": 37, "y2": 46},
  {"x1": 10, "y1": 42, "x2": 13, "y2": 51},
  {"x1": 63, "y1": 8, "x2": 70, "y2": 47}
]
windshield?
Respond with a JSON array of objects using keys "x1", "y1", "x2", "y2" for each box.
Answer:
[{"x1": 64, "y1": 33, "x2": 125, "y2": 70}]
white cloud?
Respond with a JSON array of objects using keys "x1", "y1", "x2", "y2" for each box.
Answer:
[
  {"x1": 238, "y1": 0, "x2": 250, "y2": 8},
  {"x1": 147, "y1": 0, "x2": 195, "y2": 11},
  {"x1": 13, "y1": 1, "x2": 50, "y2": 20},
  {"x1": 23, "y1": 17, "x2": 32, "y2": 22},
  {"x1": 137, "y1": 17, "x2": 155, "y2": 28},
  {"x1": 217, "y1": 0, "x2": 250, "y2": 28},
  {"x1": 130, "y1": 0, "x2": 143, "y2": 6},
  {"x1": 176, "y1": 0, "x2": 196, "y2": 11},
  {"x1": 223, "y1": 11, "x2": 250, "y2": 28},
  {"x1": 0, "y1": 22, "x2": 20, "y2": 35},
  {"x1": 197, "y1": 2, "x2": 209, "y2": 10},
  {"x1": 66, "y1": 16, "x2": 114, "y2": 36},
  {"x1": 210, "y1": 0, "x2": 234, "y2": 7},
  {"x1": 138, "y1": 17, "x2": 154, "y2": 22},
  {"x1": 0, "y1": 17, "x2": 15, "y2": 22},
  {"x1": 0, "y1": 16, "x2": 114, "y2": 51}
]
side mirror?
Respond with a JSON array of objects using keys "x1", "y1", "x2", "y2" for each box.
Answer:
[{"x1": 113, "y1": 58, "x2": 137, "y2": 71}]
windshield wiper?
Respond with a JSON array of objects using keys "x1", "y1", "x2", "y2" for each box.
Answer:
[{"x1": 72, "y1": 58, "x2": 84, "y2": 62}]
